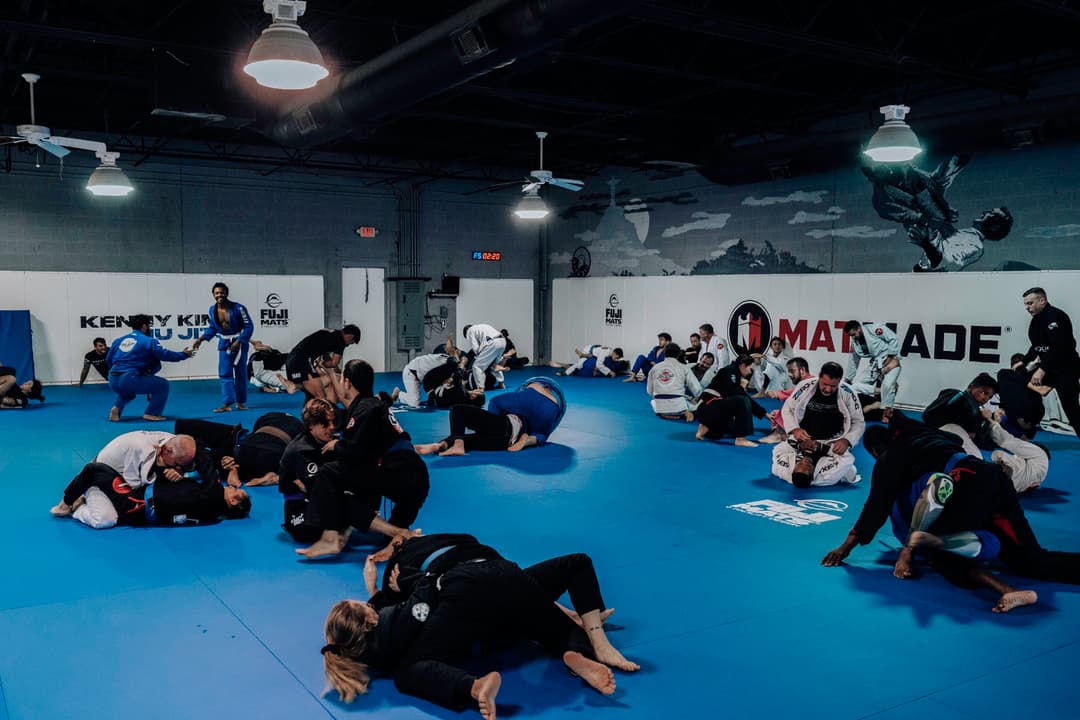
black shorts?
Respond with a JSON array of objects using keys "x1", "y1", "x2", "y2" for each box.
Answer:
[
  {"x1": 0, "y1": 366, "x2": 16, "y2": 378},
  {"x1": 285, "y1": 352, "x2": 317, "y2": 383}
]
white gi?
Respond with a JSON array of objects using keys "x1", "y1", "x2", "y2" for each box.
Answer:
[
  {"x1": 400, "y1": 352, "x2": 453, "y2": 408},
  {"x1": 646, "y1": 357, "x2": 702, "y2": 416},
  {"x1": 567, "y1": 345, "x2": 618, "y2": 377},
  {"x1": 845, "y1": 322, "x2": 901, "y2": 409},
  {"x1": 989, "y1": 422, "x2": 1049, "y2": 493},
  {"x1": 699, "y1": 335, "x2": 732, "y2": 383},
  {"x1": 464, "y1": 323, "x2": 506, "y2": 389},
  {"x1": 772, "y1": 378, "x2": 864, "y2": 486},
  {"x1": 95, "y1": 431, "x2": 174, "y2": 489},
  {"x1": 760, "y1": 348, "x2": 791, "y2": 392}
]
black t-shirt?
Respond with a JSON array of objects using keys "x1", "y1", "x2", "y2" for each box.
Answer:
[
  {"x1": 84, "y1": 350, "x2": 110, "y2": 379},
  {"x1": 1026, "y1": 305, "x2": 1080, "y2": 377},
  {"x1": 800, "y1": 386, "x2": 844, "y2": 439},
  {"x1": 290, "y1": 330, "x2": 346, "y2": 361}
]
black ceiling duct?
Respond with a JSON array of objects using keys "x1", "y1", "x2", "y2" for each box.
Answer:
[{"x1": 265, "y1": 0, "x2": 627, "y2": 148}]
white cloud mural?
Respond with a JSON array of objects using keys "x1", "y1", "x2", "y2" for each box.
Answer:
[
  {"x1": 1026, "y1": 224, "x2": 1080, "y2": 239},
  {"x1": 660, "y1": 211, "x2": 732, "y2": 238},
  {"x1": 742, "y1": 190, "x2": 829, "y2": 206},
  {"x1": 788, "y1": 206, "x2": 846, "y2": 224},
  {"x1": 708, "y1": 238, "x2": 743, "y2": 257},
  {"x1": 804, "y1": 226, "x2": 897, "y2": 239}
]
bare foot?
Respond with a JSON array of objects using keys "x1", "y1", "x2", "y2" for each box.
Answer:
[
  {"x1": 50, "y1": 500, "x2": 73, "y2": 517},
  {"x1": 683, "y1": 410, "x2": 695, "y2": 423},
  {"x1": 893, "y1": 547, "x2": 915, "y2": 579},
  {"x1": 994, "y1": 590, "x2": 1038, "y2": 613},
  {"x1": 563, "y1": 651, "x2": 616, "y2": 695},
  {"x1": 236, "y1": 404, "x2": 249, "y2": 410},
  {"x1": 759, "y1": 431, "x2": 785, "y2": 444},
  {"x1": 296, "y1": 538, "x2": 343, "y2": 559},
  {"x1": 213, "y1": 404, "x2": 233, "y2": 413},
  {"x1": 438, "y1": 439, "x2": 466, "y2": 457},
  {"x1": 593, "y1": 645, "x2": 640, "y2": 672},
  {"x1": 470, "y1": 671, "x2": 501, "y2": 720},
  {"x1": 109, "y1": 407, "x2": 120, "y2": 422},
  {"x1": 142, "y1": 414, "x2": 167, "y2": 421},
  {"x1": 695, "y1": 423, "x2": 709, "y2": 440},
  {"x1": 391, "y1": 387, "x2": 401, "y2": 402},
  {"x1": 414, "y1": 442, "x2": 446, "y2": 456},
  {"x1": 734, "y1": 437, "x2": 758, "y2": 447},
  {"x1": 507, "y1": 434, "x2": 538, "y2": 452}
]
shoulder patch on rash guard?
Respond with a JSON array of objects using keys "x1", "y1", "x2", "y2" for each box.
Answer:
[
  {"x1": 411, "y1": 602, "x2": 430, "y2": 622},
  {"x1": 874, "y1": 328, "x2": 884, "y2": 336},
  {"x1": 1048, "y1": 322, "x2": 1059, "y2": 330}
]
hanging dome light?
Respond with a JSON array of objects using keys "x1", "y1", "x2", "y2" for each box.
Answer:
[
  {"x1": 243, "y1": 1, "x2": 328, "y2": 90},
  {"x1": 86, "y1": 153, "x2": 134, "y2": 197},
  {"x1": 864, "y1": 104, "x2": 922, "y2": 163},
  {"x1": 514, "y1": 189, "x2": 550, "y2": 220}
]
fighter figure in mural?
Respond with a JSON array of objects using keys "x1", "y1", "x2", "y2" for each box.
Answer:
[{"x1": 862, "y1": 154, "x2": 1012, "y2": 271}]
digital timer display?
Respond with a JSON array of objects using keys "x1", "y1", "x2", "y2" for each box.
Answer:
[{"x1": 472, "y1": 251, "x2": 502, "y2": 261}]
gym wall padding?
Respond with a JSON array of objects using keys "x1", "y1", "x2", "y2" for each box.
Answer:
[
  {"x1": 0, "y1": 271, "x2": 324, "y2": 384},
  {"x1": 0, "y1": 309, "x2": 35, "y2": 381}
]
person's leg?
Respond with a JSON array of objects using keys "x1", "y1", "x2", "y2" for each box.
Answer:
[
  {"x1": 378, "y1": 451, "x2": 430, "y2": 528},
  {"x1": 109, "y1": 374, "x2": 135, "y2": 419},
  {"x1": 233, "y1": 344, "x2": 249, "y2": 406},
  {"x1": 880, "y1": 365, "x2": 901, "y2": 409},
  {"x1": 439, "y1": 404, "x2": 513, "y2": 455},
  {"x1": 217, "y1": 348, "x2": 236, "y2": 409},
  {"x1": 295, "y1": 462, "x2": 351, "y2": 558},
  {"x1": 812, "y1": 450, "x2": 858, "y2": 485},
  {"x1": 401, "y1": 368, "x2": 423, "y2": 408},
  {"x1": 71, "y1": 487, "x2": 119, "y2": 529},
  {"x1": 0, "y1": 374, "x2": 15, "y2": 398},
  {"x1": 123, "y1": 373, "x2": 171, "y2": 417},
  {"x1": 771, "y1": 442, "x2": 797, "y2": 484},
  {"x1": 53, "y1": 462, "x2": 114, "y2": 514},
  {"x1": 1053, "y1": 374, "x2": 1080, "y2": 440},
  {"x1": 730, "y1": 396, "x2": 758, "y2": 446},
  {"x1": 938, "y1": 423, "x2": 981, "y2": 456}
]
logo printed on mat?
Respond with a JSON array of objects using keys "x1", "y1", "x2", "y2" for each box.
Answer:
[{"x1": 726, "y1": 498, "x2": 845, "y2": 527}]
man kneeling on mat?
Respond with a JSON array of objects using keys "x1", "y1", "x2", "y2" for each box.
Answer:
[
  {"x1": 321, "y1": 533, "x2": 638, "y2": 719},
  {"x1": 771, "y1": 362, "x2": 864, "y2": 487}
]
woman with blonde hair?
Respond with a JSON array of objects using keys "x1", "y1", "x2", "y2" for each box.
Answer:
[{"x1": 320, "y1": 537, "x2": 637, "y2": 719}]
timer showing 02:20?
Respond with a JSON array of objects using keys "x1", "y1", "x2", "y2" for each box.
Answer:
[{"x1": 472, "y1": 251, "x2": 502, "y2": 261}]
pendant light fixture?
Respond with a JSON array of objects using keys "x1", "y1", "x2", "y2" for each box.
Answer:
[{"x1": 244, "y1": 0, "x2": 329, "y2": 90}]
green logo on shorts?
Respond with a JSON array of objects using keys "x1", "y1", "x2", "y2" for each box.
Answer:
[{"x1": 934, "y1": 475, "x2": 954, "y2": 504}]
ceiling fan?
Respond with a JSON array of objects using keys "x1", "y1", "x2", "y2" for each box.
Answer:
[
  {"x1": 2, "y1": 73, "x2": 134, "y2": 196},
  {"x1": 521, "y1": 131, "x2": 584, "y2": 194}
]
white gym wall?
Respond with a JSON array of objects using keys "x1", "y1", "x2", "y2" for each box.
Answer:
[
  {"x1": 456, "y1": 278, "x2": 534, "y2": 362},
  {"x1": 0, "y1": 271, "x2": 324, "y2": 384},
  {"x1": 551, "y1": 271, "x2": 1077, "y2": 408},
  {"x1": 341, "y1": 267, "x2": 387, "y2": 372}
]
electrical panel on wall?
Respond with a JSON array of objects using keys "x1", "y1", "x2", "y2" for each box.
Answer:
[{"x1": 397, "y1": 280, "x2": 425, "y2": 350}]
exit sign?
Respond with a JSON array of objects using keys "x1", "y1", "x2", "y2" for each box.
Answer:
[
  {"x1": 355, "y1": 226, "x2": 379, "y2": 238},
  {"x1": 472, "y1": 251, "x2": 502, "y2": 261}
]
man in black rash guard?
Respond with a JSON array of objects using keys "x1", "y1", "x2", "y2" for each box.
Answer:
[
  {"x1": 1022, "y1": 287, "x2": 1080, "y2": 438},
  {"x1": 694, "y1": 354, "x2": 766, "y2": 447},
  {"x1": 79, "y1": 337, "x2": 111, "y2": 386},
  {"x1": 296, "y1": 359, "x2": 430, "y2": 559},
  {"x1": 278, "y1": 398, "x2": 337, "y2": 543},
  {"x1": 286, "y1": 324, "x2": 361, "y2": 402}
]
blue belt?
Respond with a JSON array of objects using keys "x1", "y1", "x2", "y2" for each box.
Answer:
[
  {"x1": 282, "y1": 492, "x2": 305, "y2": 502},
  {"x1": 143, "y1": 483, "x2": 157, "y2": 523},
  {"x1": 420, "y1": 545, "x2": 458, "y2": 572}
]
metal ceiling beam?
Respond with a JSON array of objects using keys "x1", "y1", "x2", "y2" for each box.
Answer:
[{"x1": 628, "y1": 3, "x2": 1031, "y2": 97}]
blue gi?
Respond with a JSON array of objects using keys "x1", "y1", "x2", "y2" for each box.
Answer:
[
  {"x1": 487, "y1": 377, "x2": 567, "y2": 444},
  {"x1": 631, "y1": 344, "x2": 666, "y2": 376},
  {"x1": 106, "y1": 330, "x2": 189, "y2": 416},
  {"x1": 199, "y1": 302, "x2": 254, "y2": 406}
]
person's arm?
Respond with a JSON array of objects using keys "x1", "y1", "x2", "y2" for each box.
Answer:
[
  {"x1": 78, "y1": 360, "x2": 91, "y2": 386},
  {"x1": 150, "y1": 339, "x2": 193, "y2": 363},
  {"x1": 237, "y1": 304, "x2": 255, "y2": 346},
  {"x1": 645, "y1": 365, "x2": 657, "y2": 396},
  {"x1": 838, "y1": 388, "x2": 865, "y2": 450},
  {"x1": 686, "y1": 366, "x2": 703, "y2": 398},
  {"x1": 845, "y1": 352, "x2": 861, "y2": 382}
]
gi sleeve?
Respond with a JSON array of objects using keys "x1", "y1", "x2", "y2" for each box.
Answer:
[{"x1": 237, "y1": 304, "x2": 255, "y2": 343}]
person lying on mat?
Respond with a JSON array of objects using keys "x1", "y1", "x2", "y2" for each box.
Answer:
[
  {"x1": 49, "y1": 461, "x2": 250, "y2": 529},
  {"x1": 414, "y1": 377, "x2": 566, "y2": 456},
  {"x1": 0, "y1": 365, "x2": 44, "y2": 408},
  {"x1": 320, "y1": 535, "x2": 637, "y2": 719}
]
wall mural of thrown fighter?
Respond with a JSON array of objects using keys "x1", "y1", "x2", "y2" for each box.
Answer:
[{"x1": 862, "y1": 155, "x2": 1015, "y2": 272}]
